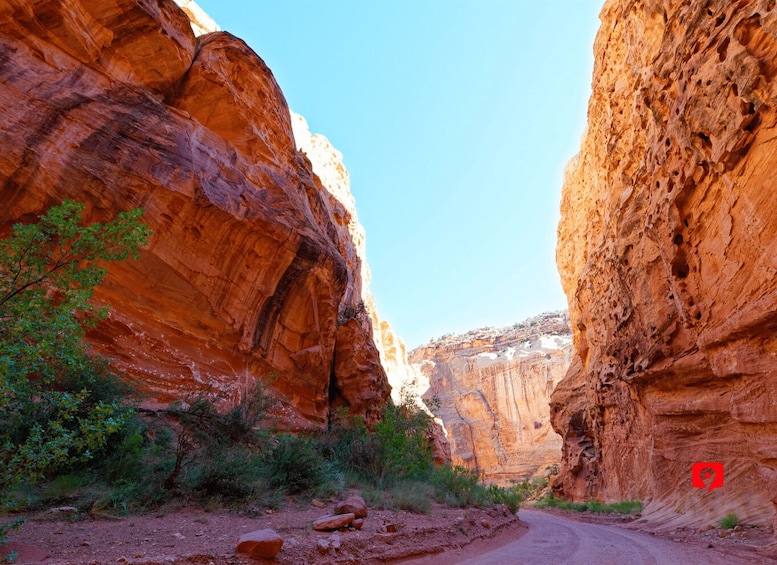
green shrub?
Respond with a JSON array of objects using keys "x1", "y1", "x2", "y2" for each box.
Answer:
[
  {"x1": 162, "y1": 381, "x2": 273, "y2": 490},
  {"x1": 0, "y1": 201, "x2": 149, "y2": 496},
  {"x1": 431, "y1": 465, "x2": 480, "y2": 507},
  {"x1": 608, "y1": 500, "x2": 643, "y2": 514},
  {"x1": 486, "y1": 484, "x2": 523, "y2": 513},
  {"x1": 373, "y1": 402, "x2": 434, "y2": 484},
  {"x1": 316, "y1": 400, "x2": 435, "y2": 488},
  {"x1": 43, "y1": 474, "x2": 83, "y2": 502},
  {"x1": 720, "y1": 512, "x2": 739, "y2": 529},
  {"x1": 261, "y1": 434, "x2": 326, "y2": 495},
  {"x1": 185, "y1": 447, "x2": 263, "y2": 501},
  {"x1": 391, "y1": 481, "x2": 434, "y2": 514},
  {"x1": 533, "y1": 493, "x2": 642, "y2": 514},
  {"x1": 360, "y1": 487, "x2": 391, "y2": 509}
]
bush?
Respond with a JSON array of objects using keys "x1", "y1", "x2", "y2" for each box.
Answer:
[
  {"x1": 486, "y1": 484, "x2": 523, "y2": 513},
  {"x1": 184, "y1": 447, "x2": 263, "y2": 501},
  {"x1": 533, "y1": 493, "x2": 642, "y2": 514},
  {"x1": 431, "y1": 465, "x2": 481, "y2": 507},
  {"x1": 162, "y1": 381, "x2": 273, "y2": 490},
  {"x1": 720, "y1": 512, "x2": 739, "y2": 529},
  {"x1": 260, "y1": 434, "x2": 327, "y2": 495},
  {"x1": 391, "y1": 481, "x2": 434, "y2": 514},
  {"x1": 372, "y1": 401, "x2": 434, "y2": 484},
  {"x1": 316, "y1": 400, "x2": 436, "y2": 488},
  {"x1": 0, "y1": 201, "x2": 149, "y2": 495}
]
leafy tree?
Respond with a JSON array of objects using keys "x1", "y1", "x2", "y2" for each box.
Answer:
[{"x1": 0, "y1": 200, "x2": 151, "y2": 495}]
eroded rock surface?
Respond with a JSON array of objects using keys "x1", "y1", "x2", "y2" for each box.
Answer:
[
  {"x1": 552, "y1": 0, "x2": 777, "y2": 532},
  {"x1": 411, "y1": 312, "x2": 571, "y2": 483},
  {"x1": 0, "y1": 0, "x2": 388, "y2": 428}
]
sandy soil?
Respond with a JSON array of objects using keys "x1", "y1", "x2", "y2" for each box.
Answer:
[{"x1": 1, "y1": 498, "x2": 524, "y2": 564}]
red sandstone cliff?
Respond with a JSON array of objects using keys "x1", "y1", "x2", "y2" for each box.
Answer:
[
  {"x1": 410, "y1": 312, "x2": 572, "y2": 483},
  {"x1": 0, "y1": 0, "x2": 389, "y2": 428},
  {"x1": 553, "y1": 0, "x2": 777, "y2": 532}
]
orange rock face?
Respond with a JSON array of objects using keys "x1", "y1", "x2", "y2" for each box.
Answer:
[
  {"x1": 0, "y1": 0, "x2": 388, "y2": 428},
  {"x1": 553, "y1": 0, "x2": 777, "y2": 531},
  {"x1": 411, "y1": 313, "x2": 572, "y2": 483}
]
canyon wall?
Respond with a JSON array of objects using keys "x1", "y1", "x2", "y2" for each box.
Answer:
[
  {"x1": 553, "y1": 0, "x2": 777, "y2": 531},
  {"x1": 410, "y1": 312, "x2": 571, "y2": 483},
  {"x1": 0, "y1": 0, "x2": 389, "y2": 429}
]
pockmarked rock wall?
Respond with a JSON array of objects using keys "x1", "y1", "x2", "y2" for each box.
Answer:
[
  {"x1": 0, "y1": 0, "x2": 389, "y2": 429},
  {"x1": 552, "y1": 0, "x2": 777, "y2": 531},
  {"x1": 410, "y1": 313, "x2": 572, "y2": 483}
]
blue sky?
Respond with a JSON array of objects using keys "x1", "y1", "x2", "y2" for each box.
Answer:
[{"x1": 194, "y1": 1, "x2": 603, "y2": 348}]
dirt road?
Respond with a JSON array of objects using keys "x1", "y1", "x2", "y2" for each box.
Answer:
[{"x1": 403, "y1": 509, "x2": 775, "y2": 564}]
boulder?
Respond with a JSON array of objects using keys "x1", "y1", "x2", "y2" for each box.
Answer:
[
  {"x1": 313, "y1": 513, "x2": 355, "y2": 531},
  {"x1": 334, "y1": 495, "x2": 367, "y2": 518},
  {"x1": 236, "y1": 528, "x2": 283, "y2": 559}
]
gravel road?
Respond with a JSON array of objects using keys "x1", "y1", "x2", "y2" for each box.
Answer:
[{"x1": 403, "y1": 509, "x2": 774, "y2": 565}]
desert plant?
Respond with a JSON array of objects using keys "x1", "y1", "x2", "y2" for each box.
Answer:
[
  {"x1": 372, "y1": 400, "x2": 434, "y2": 484},
  {"x1": 431, "y1": 465, "x2": 481, "y2": 506},
  {"x1": 390, "y1": 480, "x2": 434, "y2": 514},
  {"x1": 162, "y1": 381, "x2": 273, "y2": 490},
  {"x1": 720, "y1": 512, "x2": 739, "y2": 529},
  {"x1": 184, "y1": 447, "x2": 263, "y2": 501},
  {"x1": 260, "y1": 433, "x2": 327, "y2": 495},
  {"x1": 533, "y1": 493, "x2": 642, "y2": 514}
]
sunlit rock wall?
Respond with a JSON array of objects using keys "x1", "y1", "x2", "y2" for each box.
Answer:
[
  {"x1": 0, "y1": 0, "x2": 389, "y2": 429},
  {"x1": 411, "y1": 312, "x2": 571, "y2": 483},
  {"x1": 553, "y1": 0, "x2": 777, "y2": 532}
]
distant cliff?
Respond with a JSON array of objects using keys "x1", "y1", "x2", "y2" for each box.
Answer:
[
  {"x1": 410, "y1": 312, "x2": 572, "y2": 483},
  {"x1": 553, "y1": 0, "x2": 777, "y2": 532},
  {"x1": 0, "y1": 0, "x2": 389, "y2": 429}
]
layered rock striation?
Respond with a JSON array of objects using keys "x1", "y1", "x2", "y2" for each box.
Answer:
[
  {"x1": 0, "y1": 0, "x2": 389, "y2": 428},
  {"x1": 411, "y1": 312, "x2": 572, "y2": 483},
  {"x1": 553, "y1": 0, "x2": 777, "y2": 531}
]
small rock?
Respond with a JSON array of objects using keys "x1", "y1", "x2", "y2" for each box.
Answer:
[
  {"x1": 375, "y1": 533, "x2": 394, "y2": 544},
  {"x1": 80, "y1": 541, "x2": 90, "y2": 547},
  {"x1": 48, "y1": 506, "x2": 78, "y2": 515},
  {"x1": 351, "y1": 518, "x2": 364, "y2": 530},
  {"x1": 719, "y1": 530, "x2": 730, "y2": 538},
  {"x1": 733, "y1": 525, "x2": 743, "y2": 532},
  {"x1": 236, "y1": 528, "x2": 284, "y2": 559},
  {"x1": 329, "y1": 533, "x2": 341, "y2": 550},
  {"x1": 311, "y1": 498, "x2": 328, "y2": 509},
  {"x1": 173, "y1": 532, "x2": 185, "y2": 540},
  {"x1": 335, "y1": 495, "x2": 368, "y2": 518},
  {"x1": 384, "y1": 523, "x2": 398, "y2": 533},
  {"x1": 313, "y1": 513, "x2": 355, "y2": 531},
  {"x1": 317, "y1": 539, "x2": 330, "y2": 553},
  {"x1": 481, "y1": 519, "x2": 490, "y2": 529},
  {"x1": 117, "y1": 557, "x2": 127, "y2": 563}
]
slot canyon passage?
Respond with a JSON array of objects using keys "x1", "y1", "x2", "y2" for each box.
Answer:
[{"x1": 1, "y1": 0, "x2": 777, "y2": 563}]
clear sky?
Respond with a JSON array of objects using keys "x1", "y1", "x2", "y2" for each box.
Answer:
[{"x1": 194, "y1": 1, "x2": 603, "y2": 349}]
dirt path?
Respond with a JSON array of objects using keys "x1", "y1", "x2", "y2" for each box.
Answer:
[
  {"x1": 1, "y1": 501, "x2": 522, "y2": 564},
  {"x1": 402, "y1": 509, "x2": 777, "y2": 565}
]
